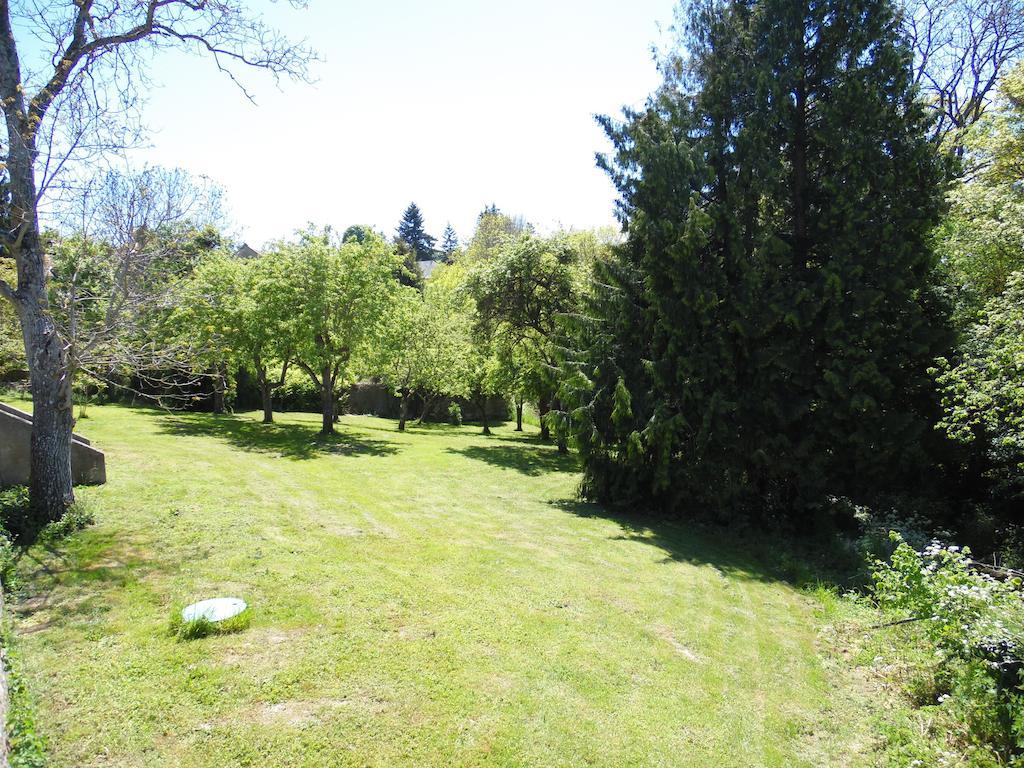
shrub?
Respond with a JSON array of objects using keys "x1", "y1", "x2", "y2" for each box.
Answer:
[
  {"x1": 36, "y1": 501, "x2": 95, "y2": 546},
  {"x1": 872, "y1": 533, "x2": 1024, "y2": 760},
  {"x1": 447, "y1": 402, "x2": 463, "y2": 426}
]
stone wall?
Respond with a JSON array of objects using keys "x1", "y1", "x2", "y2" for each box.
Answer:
[{"x1": 0, "y1": 402, "x2": 106, "y2": 487}]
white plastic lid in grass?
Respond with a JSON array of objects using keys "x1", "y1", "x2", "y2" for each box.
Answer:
[{"x1": 182, "y1": 597, "x2": 247, "y2": 623}]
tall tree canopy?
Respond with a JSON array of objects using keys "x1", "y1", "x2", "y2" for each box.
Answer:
[
  {"x1": 440, "y1": 224, "x2": 459, "y2": 262},
  {"x1": 273, "y1": 228, "x2": 400, "y2": 435},
  {"x1": 396, "y1": 203, "x2": 436, "y2": 262},
  {"x1": 566, "y1": 0, "x2": 951, "y2": 522}
]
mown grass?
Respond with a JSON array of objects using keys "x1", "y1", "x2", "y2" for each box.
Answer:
[{"x1": 4, "y1": 402, "x2": 885, "y2": 767}]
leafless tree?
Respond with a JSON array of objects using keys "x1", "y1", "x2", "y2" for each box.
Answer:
[
  {"x1": 52, "y1": 166, "x2": 224, "y2": 407},
  {"x1": 902, "y1": 0, "x2": 1024, "y2": 146},
  {"x1": 0, "y1": 1, "x2": 314, "y2": 523}
]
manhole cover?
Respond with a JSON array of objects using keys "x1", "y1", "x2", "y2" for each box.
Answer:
[{"x1": 182, "y1": 597, "x2": 247, "y2": 623}]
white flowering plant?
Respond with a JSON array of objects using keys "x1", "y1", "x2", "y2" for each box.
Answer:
[
  {"x1": 872, "y1": 533, "x2": 1024, "y2": 758},
  {"x1": 873, "y1": 534, "x2": 1023, "y2": 664}
]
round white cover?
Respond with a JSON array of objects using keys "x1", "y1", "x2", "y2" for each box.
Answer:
[{"x1": 182, "y1": 597, "x2": 247, "y2": 623}]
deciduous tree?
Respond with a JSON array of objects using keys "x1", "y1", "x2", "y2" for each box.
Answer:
[{"x1": 274, "y1": 229, "x2": 400, "y2": 435}]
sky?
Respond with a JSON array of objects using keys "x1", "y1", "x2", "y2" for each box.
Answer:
[{"x1": 117, "y1": 0, "x2": 677, "y2": 249}]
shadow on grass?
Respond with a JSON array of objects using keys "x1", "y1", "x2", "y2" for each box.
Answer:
[
  {"x1": 549, "y1": 498, "x2": 852, "y2": 589},
  {"x1": 12, "y1": 530, "x2": 153, "y2": 634},
  {"x1": 448, "y1": 442, "x2": 580, "y2": 477},
  {"x1": 158, "y1": 412, "x2": 400, "y2": 460}
]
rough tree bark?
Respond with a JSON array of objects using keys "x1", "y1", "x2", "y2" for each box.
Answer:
[
  {"x1": 515, "y1": 399, "x2": 524, "y2": 432},
  {"x1": 0, "y1": 8, "x2": 74, "y2": 521},
  {"x1": 476, "y1": 394, "x2": 491, "y2": 435},
  {"x1": 255, "y1": 358, "x2": 289, "y2": 424},
  {"x1": 320, "y1": 364, "x2": 335, "y2": 435},
  {"x1": 398, "y1": 388, "x2": 410, "y2": 432}
]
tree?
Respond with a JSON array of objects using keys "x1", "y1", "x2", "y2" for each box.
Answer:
[
  {"x1": 342, "y1": 225, "x2": 376, "y2": 244},
  {"x1": 0, "y1": 257, "x2": 20, "y2": 380},
  {"x1": 366, "y1": 284, "x2": 472, "y2": 431},
  {"x1": 568, "y1": 0, "x2": 950, "y2": 522},
  {"x1": 275, "y1": 228, "x2": 400, "y2": 435},
  {"x1": 467, "y1": 233, "x2": 588, "y2": 449},
  {"x1": 440, "y1": 224, "x2": 459, "y2": 263},
  {"x1": 48, "y1": 168, "x2": 225, "y2": 406},
  {"x1": 937, "y1": 62, "x2": 1024, "y2": 324},
  {"x1": 462, "y1": 207, "x2": 531, "y2": 263},
  {"x1": 902, "y1": 0, "x2": 1024, "y2": 147},
  {"x1": 0, "y1": 0, "x2": 312, "y2": 524},
  {"x1": 935, "y1": 271, "x2": 1024, "y2": 513},
  {"x1": 179, "y1": 253, "x2": 293, "y2": 424},
  {"x1": 396, "y1": 203, "x2": 436, "y2": 262}
]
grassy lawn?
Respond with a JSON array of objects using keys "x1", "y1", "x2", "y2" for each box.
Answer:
[{"x1": 4, "y1": 402, "x2": 876, "y2": 767}]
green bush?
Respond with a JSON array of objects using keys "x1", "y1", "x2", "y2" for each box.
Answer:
[
  {"x1": 447, "y1": 402, "x2": 463, "y2": 426},
  {"x1": 872, "y1": 533, "x2": 1024, "y2": 761}
]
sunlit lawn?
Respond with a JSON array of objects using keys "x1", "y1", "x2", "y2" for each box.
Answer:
[{"x1": 6, "y1": 402, "x2": 875, "y2": 767}]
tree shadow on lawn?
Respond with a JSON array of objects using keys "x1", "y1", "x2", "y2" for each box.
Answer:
[
  {"x1": 11, "y1": 530, "x2": 155, "y2": 634},
  {"x1": 158, "y1": 412, "x2": 400, "y2": 460},
  {"x1": 447, "y1": 442, "x2": 580, "y2": 477},
  {"x1": 550, "y1": 498, "x2": 848, "y2": 589}
]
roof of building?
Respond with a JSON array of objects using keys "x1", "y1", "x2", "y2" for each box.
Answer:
[{"x1": 234, "y1": 243, "x2": 260, "y2": 259}]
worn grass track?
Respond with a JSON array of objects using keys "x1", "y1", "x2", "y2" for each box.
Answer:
[{"x1": 5, "y1": 403, "x2": 875, "y2": 767}]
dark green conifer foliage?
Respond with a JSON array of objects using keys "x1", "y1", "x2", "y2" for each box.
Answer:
[
  {"x1": 440, "y1": 224, "x2": 458, "y2": 262},
  {"x1": 396, "y1": 202, "x2": 436, "y2": 262},
  {"x1": 567, "y1": 0, "x2": 951, "y2": 522}
]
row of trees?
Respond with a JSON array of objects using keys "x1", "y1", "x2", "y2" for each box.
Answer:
[{"x1": 177, "y1": 211, "x2": 606, "y2": 440}]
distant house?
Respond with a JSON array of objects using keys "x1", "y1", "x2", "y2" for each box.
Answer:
[
  {"x1": 418, "y1": 259, "x2": 441, "y2": 279},
  {"x1": 234, "y1": 243, "x2": 260, "y2": 259}
]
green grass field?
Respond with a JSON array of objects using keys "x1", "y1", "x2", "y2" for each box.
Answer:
[{"x1": 4, "y1": 403, "x2": 880, "y2": 767}]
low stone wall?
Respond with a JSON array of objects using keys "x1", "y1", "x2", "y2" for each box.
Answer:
[{"x1": 0, "y1": 403, "x2": 106, "y2": 487}]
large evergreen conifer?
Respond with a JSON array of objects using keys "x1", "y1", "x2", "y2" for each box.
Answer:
[
  {"x1": 567, "y1": 0, "x2": 951, "y2": 521},
  {"x1": 396, "y1": 202, "x2": 437, "y2": 262}
]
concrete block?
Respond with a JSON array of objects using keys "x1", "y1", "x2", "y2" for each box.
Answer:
[{"x1": 0, "y1": 402, "x2": 106, "y2": 487}]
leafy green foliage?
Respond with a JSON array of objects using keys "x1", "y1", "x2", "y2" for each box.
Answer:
[
  {"x1": 467, "y1": 233, "x2": 593, "y2": 440},
  {"x1": 936, "y1": 271, "x2": 1024, "y2": 507},
  {"x1": 4, "y1": 641, "x2": 47, "y2": 768},
  {"x1": 938, "y1": 63, "x2": 1024, "y2": 326},
  {"x1": 872, "y1": 535, "x2": 1024, "y2": 761},
  {"x1": 0, "y1": 260, "x2": 22, "y2": 380},
  {"x1": 179, "y1": 252, "x2": 295, "y2": 419},
  {"x1": 269, "y1": 227, "x2": 402, "y2": 433},
  {"x1": 364, "y1": 282, "x2": 473, "y2": 428}
]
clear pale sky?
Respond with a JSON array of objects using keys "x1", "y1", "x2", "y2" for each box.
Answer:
[{"x1": 127, "y1": 0, "x2": 677, "y2": 248}]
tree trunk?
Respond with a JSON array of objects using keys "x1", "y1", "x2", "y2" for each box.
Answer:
[
  {"x1": 398, "y1": 389, "x2": 409, "y2": 432},
  {"x1": 25, "y1": 304, "x2": 75, "y2": 527},
  {"x1": 260, "y1": 380, "x2": 273, "y2": 424},
  {"x1": 515, "y1": 399, "x2": 524, "y2": 432},
  {"x1": 0, "y1": 27, "x2": 76, "y2": 525},
  {"x1": 320, "y1": 365, "x2": 334, "y2": 435},
  {"x1": 416, "y1": 393, "x2": 438, "y2": 426},
  {"x1": 538, "y1": 396, "x2": 551, "y2": 441},
  {"x1": 212, "y1": 364, "x2": 227, "y2": 414},
  {"x1": 553, "y1": 397, "x2": 568, "y2": 454},
  {"x1": 479, "y1": 397, "x2": 490, "y2": 435}
]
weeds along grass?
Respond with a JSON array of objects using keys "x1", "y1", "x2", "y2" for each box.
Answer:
[{"x1": 3, "y1": 402, "x2": 892, "y2": 767}]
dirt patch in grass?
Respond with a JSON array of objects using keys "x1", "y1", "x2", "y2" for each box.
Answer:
[
  {"x1": 653, "y1": 625, "x2": 703, "y2": 662},
  {"x1": 239, "y1": 694, "x2": 392, "y2": 728}
]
